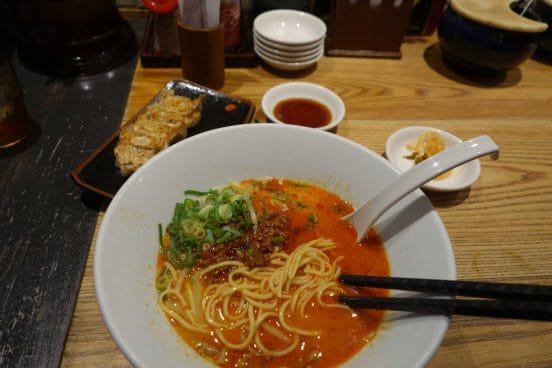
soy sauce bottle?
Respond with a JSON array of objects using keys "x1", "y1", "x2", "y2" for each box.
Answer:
[{"x1": 221, "y1": 0, "x2": 241, "y2": 49}]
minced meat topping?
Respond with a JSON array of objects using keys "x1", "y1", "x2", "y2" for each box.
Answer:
[{"x1": 200, "y1": 212, "x2": 289, "y2": 282}]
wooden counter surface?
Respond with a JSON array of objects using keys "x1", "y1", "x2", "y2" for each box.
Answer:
[{"x1": 60, "y1": 36, "x2": 552, "y2": 367}]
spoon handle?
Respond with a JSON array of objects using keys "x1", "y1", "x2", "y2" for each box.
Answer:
[{"x1": 346, "y1": 135, "x2": 499, "y2": 241}]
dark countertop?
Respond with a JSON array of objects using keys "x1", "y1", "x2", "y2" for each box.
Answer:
[{"x1": 0, "y1": 14, "x2": 144, "y2": 368}]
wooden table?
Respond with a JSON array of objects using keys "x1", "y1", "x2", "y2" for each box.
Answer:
[{"x1": 60, "y1": 36, "x2": 552, "y2": 367}]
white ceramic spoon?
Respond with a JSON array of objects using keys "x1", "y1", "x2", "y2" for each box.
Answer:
[{"x1": 344, "y1": 135, "x2": 500, "y2": 242}]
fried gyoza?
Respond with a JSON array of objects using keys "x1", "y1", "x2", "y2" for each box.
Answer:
[{"x1": 114, "y1": 90, "x2": 204, "y2": 176}]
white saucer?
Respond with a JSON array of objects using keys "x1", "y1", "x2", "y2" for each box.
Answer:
[
  {"x1": 385, "y1": 126, "x2": 482, "y2": 192},
  {"x1": 254, "y1": 44, "x2": 323, "y2": 71}
]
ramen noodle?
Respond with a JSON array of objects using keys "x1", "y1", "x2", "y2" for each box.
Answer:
[{"x1": 156, "y1": 178, "x2": 389, "y2": 367}]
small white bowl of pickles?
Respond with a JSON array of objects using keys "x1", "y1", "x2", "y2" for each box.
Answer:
[{"x1": 385, "y1": 126, "x2": 482, "y2": 192}]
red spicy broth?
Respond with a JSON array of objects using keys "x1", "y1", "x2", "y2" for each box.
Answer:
[{"x1": 157, "y1": 178, "x2": 390, "y2": 368}]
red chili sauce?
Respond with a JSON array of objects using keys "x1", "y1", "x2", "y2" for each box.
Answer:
[{"x1": 273, "y1": 98, "x2": 332, "y2": 128}]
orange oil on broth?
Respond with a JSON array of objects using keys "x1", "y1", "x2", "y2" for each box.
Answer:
[{"x1": 160, "y1": 178, "x2": 389, "y2": 367}]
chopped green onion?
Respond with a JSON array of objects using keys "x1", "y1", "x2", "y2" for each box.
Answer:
[
  {"x1": 162, "y1": 185, "x2": 257, "y2": 268},
  {"x1": 272, "y1": 190, "x2": 289, "y2": 201},
  {"x1": 305, "y1": 214, "x2": 318, "y2": 230},
  {"x1": 158, "y1": 223, "x2": 166, "y2": 256},
  {"x1": 183, "y1": 198, "x2": 195, "y2": 209},
  {"x1": 206, "y1": 229, "x2": 214, "y2": 244},
  {"x1": 158, "y1": 223, "x2": 163, "y2": 247},
  {"x1": 156, "y1": 267, "x2": 171, "y2": 291},
  {"x1": 222, "y1": 226, "x2": 241, "y2": 237},
  {"x1": 218, "y1": 204, "x2": 233, "y2": 222},
  {"x1": 185, "y1": 189, "x2": 216, "y2": 196},
  {"x1": 198, "y1": 204, "x2": 213, "y2": 219}
]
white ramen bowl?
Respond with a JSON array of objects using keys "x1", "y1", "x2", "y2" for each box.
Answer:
[{"x1": 95, "y1": 124, "x2": 455, "y2": 368}]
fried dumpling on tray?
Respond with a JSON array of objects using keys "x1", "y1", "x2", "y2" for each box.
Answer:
[{"x1": 114, "y1": 89, "x2": 204, "y2": 176}]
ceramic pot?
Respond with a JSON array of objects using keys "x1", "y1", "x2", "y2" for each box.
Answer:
[
  {"x1": 438, "y1": 5, "x2": 543, "y2": 72},
  {"x1": 533, "y1": 0, "x2": 552, "y2": 56}
]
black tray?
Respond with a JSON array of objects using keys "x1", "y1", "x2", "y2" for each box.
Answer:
[{"x1": 72, "y1": 79, "x2": 255, "y2": 199}]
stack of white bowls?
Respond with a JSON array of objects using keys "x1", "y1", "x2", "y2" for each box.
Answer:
[{"x1": 253, "y1": 9, "x2": 327, "y2": 71}]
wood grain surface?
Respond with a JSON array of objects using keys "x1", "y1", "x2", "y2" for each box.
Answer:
[{"x1": 61, "y1": 36, "x2": 552, "y2": 368}]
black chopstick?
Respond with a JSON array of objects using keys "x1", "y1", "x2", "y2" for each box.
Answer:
[
  {"x1": 339, "y1": 296, "x2": 552, "y2": 321},
  {"x1": 340, "y1": 275, "x2": 552, "y2": 300},
  {"x1": 339, "y1": 275, "x2": 552, "y2": 321}
]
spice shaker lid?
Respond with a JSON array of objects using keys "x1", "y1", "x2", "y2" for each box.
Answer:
[{"x1": 450, "y1": 0, "x2": 548, "y2": 33}]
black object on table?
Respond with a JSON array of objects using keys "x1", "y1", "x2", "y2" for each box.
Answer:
[{"x1": 0, "y1": 25, "x2": 140, "y2": 368}]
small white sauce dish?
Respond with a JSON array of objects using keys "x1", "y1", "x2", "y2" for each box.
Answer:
[
  {"x1": 261, "y1": 82, "x2": 346, "y2": 131},
  {"x1": 385, "y1": 126, "x2": 481, "y2": 192}
]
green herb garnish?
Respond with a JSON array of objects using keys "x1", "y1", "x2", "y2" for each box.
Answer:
[
  {"x1": 272, "y1": 190, "x2": 290, "y2": 201},
  {"x1": 305, "y1": 213, "x2": 318, "y2": 230},
  {"x1": 164, "y1": 186, "x2": 257, "y2": 268},
  {"x1": 271, "y1": 235, "x2": 285, "y2": 245},
  {"x1": 290, "y1": 181, "x2": 309, "y2": 188},
  {"x1": 156, "y1": 265, "x2": 172, "y2": 291},
  {"x1": 158, "y1": 223, "x2": 166, "y2": 257}
]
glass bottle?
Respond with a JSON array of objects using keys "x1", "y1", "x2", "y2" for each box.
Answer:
[{"x1": 221, "y1": 0, "x2": 241, "y2": 49}]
